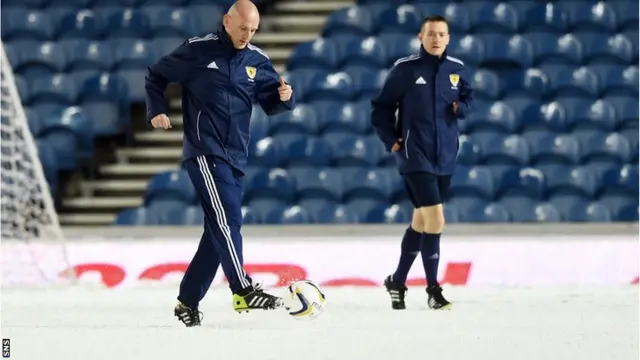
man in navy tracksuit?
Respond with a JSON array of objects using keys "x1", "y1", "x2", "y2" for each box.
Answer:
[
  {"x1": 371, "y1": 16, "x2": 474, "y2": 310},
  {"x1": 144, "y1": 0, "x2": 295, "y2": 327}
]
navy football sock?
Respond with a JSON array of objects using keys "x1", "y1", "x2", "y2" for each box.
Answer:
[
  {"x1": 421, "y1": 232, "x2": 441, "y2": 286},
  {"x1": 392, "y1": 227, "x2": 422, "y2": 284}
]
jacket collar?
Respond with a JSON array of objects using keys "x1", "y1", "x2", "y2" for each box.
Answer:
[
  {"x1": 219, "y1": 26, "x2": 248, "y2": 54},
  {"x1": 419, "y1": 45, "x2": 447, "y2": 64}
]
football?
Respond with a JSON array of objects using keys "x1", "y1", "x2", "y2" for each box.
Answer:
[{"x1": 283, "y1": 280, "x2": 326, "y2": 320}]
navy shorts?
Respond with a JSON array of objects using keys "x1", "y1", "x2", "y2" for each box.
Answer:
[{"x1": 403, "y1": 172, "x2": 452, "y2": 208}]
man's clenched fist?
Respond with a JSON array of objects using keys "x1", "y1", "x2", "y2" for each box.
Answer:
[
  {"x1": 278, "y1": 77, "x2": 293, "y2": 102},
  {"x1": 151, "y1": 114, "x2": 172, "y2": 129}
]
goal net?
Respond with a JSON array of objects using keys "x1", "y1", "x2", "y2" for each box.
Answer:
[{"x1": 0, "y1": 41, "x2": 74, "y2": 287}]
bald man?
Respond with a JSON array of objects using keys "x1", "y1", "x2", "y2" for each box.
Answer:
[{"x1": 145, "y1": 0, "x2": 295, "y2": 327}]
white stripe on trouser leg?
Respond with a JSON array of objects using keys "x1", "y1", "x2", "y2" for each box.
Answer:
[{"x1": 197, "y1": 156, "x2": 249, "y2": 288}]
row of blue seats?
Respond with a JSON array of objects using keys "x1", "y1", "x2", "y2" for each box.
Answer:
[
  {"x1": 290, "y1": 33, "x2": 638, "y2": 71},
  {"x1": 6, "y1": 38, "x2": 181, "y2": 81},
  {"x1": 144, "y1": 165, "x2": 638, "y2": 208},
  {"x1": 1, "y1": 6, "x2": 224, "y2": 42},
  {"x1": 115, "y1": 195, "x2": 638, "y2": 225},
  {"x1": 282, "y1": 67, "x2": 637, "y2": 104},
  {"x1": 324, "y1": 2, "x2": 638, "y2": 39},
  {"x1": 3, "y1": 0, "x2": 240, "y2": 7},
  {"x1": 254, "y1": 98, "x2": 638, "y2": 136},
  {"x1": 245, "y1": 131, "x2": 638, "y2": 167}
]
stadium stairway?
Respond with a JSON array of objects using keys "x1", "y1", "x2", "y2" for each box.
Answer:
[{"x1": 58, "y1": 0, "x2": 352, "y2": 226}]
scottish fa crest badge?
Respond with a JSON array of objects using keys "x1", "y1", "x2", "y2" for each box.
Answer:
[
  {"x1": 245, "y1": 66, "x2": 256, "y2": 81},
  {"x1": 449, "y1": 73, "x2": 460, "y2": 88}
]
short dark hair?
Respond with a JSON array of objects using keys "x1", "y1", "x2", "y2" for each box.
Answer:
[{"x1": 421, "y1": 15, "x2": 449, "y2": 31}]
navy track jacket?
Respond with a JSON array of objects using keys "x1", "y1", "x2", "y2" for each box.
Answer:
[
  {"x1": 371, "y1": 47, "x2": 474, "y2": 175},
  {"x1": 145, "y1": 27, "x2": 295, "y2": 174}
]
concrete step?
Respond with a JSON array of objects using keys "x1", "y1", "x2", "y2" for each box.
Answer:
[
  {"x1": 80, "y1": 179, "x2": 148, "y2": 194},
  {"x1": 59, "y1": 213, "x2": 116, "y2": 226},
  {"x1": 100, "y1": 163, "x2": 179, "y2": 177},
  {"x1": 262, "y1": 15, "x2": 327, "y2": 30},
  {"x1": 275, "y1": 1, "x2": 349, "y2": 13},
  {"x1": 253, "y1": 32, "x2": 318, "y2": 44},
  {"x1": 116, "y1": 147, "x2": 182, "y2": 162},
  {"x1": 62, "y1": 197, "x2": 143, "y2": 210},
  {"x1": 134, "y1": 130, "x2": 183, "y2": 144}
]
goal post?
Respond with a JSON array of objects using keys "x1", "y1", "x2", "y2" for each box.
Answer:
[{"x1": 0, "y1": 40, "x2": 75, "y2": 287}]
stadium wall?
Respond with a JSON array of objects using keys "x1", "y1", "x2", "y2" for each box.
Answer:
[{"x1": 15, "y1": 224, "x2": 627, "y2": 289}]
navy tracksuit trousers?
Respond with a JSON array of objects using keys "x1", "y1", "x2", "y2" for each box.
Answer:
[{"x1": 177, "y1": 155, "x2": 251, "y2": 308}]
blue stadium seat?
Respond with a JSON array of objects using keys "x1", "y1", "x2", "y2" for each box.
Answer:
[
  {"x1": 522, "y1": 3, "x2": 569, "y2": 33},
  {"x1": 527, "y1": 33, "x2": 583, "y2": 66},
  {"x1": 502, "y1": 98, "x2": 546, "y2": 131},
  {"x1": 465, "y1": 101, "x2": 518, "y2": 133},
  {"x1": 276, "y1": 134, "x2": 332, "y2": 167},
  {"x1": 378, "y1": 5, "x2": 421, "y2": 34},
  {"x1": 186, "y1": 5, "x2": 223, "y2": 33},
  {"x1": 249, "y1": 137, "x2": 284, "y2": 167},
  {"x1": 473, "y1": 133, "x2": 530, "y2": 166},
  {"x1": 544, "y1": 65, "x2": 600, "y2": 100},
  {"x1": 11, "y1": 41, "x2": 66, "y2": 80},
  {"x1": 503, "y1": 68, "x2": 552, "y2": 100},
  {"x1": 57, "y1": 10, "x2": 104, "y2": 40},
  {"x1": 524, "y1": 131, "x2": 581, "y2": 165},
  {"x1": 106, "y1": 9, "x2": 151, "y2": 39},
  {"x1": 77, "y1": 73, "x2": 129, "y2": 136},
  {"x1": 610, "y1": 0, "x2": 639, "y2": 31},
  {"x1": 603, "y1": 66, "x2": 639, "y2": 97},
  {"x1": 40, "y1": 130, "x2": 78, "y2": 170},
  {"x1": 346, "y1": 67, "x2": 388, "y2": 101},
  {"x1": 495, "y1": 166, "x2": 545, "y2": 200},
  {"x1": 598, "y1": 195, "x2": 638, "y2": 221},
  {"x1": 287, "y1": 38, "x2": 339, "y2": 71},
  {"x1": 42, "y1": 106, "x2": 94, "y2": 159},
  {"x1": 146, "y1": 7, "x2": 198, "y2": 38},
  {"x1": 504, "y1": 200, "x2": 562, "y2": 222},
  {"x1": 309, "y1": 204, "x2": 359, "y2": 224},
  {"x1": 605, "y1": 96, "x2": 638, "y2": 129},
  {"x1": 473, "y1": 3, "x2": 519, "y2": 35},
  {"x1": 600, "y1": 164, "x2": 639, "y2": 197},
  {"x1": 306, "y1": 72, "x2": 354, "y2": 102},
  {"x1": 322, "y1": 6, "x2": 375, "y2": 38},
  {"x1": 365, "y1": 203, "x2": 411, "y2": 223},
  {"x1": 325, "y1": 133, "x2": 383, "y2": 167},
  {"x1": 114, "y1": 207, "x2": 150, "y2": 226},
  {"x1": 449, "y1": 166, "x2": 495, "y2": 200},
  {"x1": 264, "y1": 205, "x2": 311, "y2": 225},
  {"x1": 448, "y1": 35, "x2": 484, "y2": 68},
  {"x1": 548, "y1": 196, "x2": 612, "y2": 222},
  {"x1": 343, "y1": 167, "x2": 394, "y2": 202},
  {"x1": 539, "y1": 165, "x2": 597, "y2": 200},
  {"x1": 28, "y1": 73, "x2": 77, "y2": 106},
  {"x1": 160, "y1": 206, "x2": 205, "y2": 226},
  {"x1": 293, "y1": 167, "x2": 344, "y2": 202},
  {"x1": 377, "y1": 34, "x2": 421, "y2": 66},
  {"x1": 621, "y1": 129, "x2": 638, "y2": 159},
  {"x1": 564, "y1": 2, "x2": 617, "y2": 33},
  {"x1": 574, "y1": 131, "x2": 632, "y2": 165},
  {"x1": 65, "y1": 40, "x2": 113, "y2": 73},
  {"x1": 339, "y1": 36, "x2": 386, "y2": 69},
  {"x1": 461, "y1": 202, "x2": 511, "y2": 223},
  {"x1": 1, "y1": 9, "x2": 54, "y2": 41},
  {"x1": 477, "y1": 34, "x2": 534, "y2": 71},
  {"x1": 318, "y1": 101, "x2": 370, "y2": 135},
  {"x1": 144, "y1": 170, "x2": 196, "y2": 205},
  {"x1": 146, "y1": 201, "x2": 190, "y2": 225},
  {"x1": 246, "y1": 168, "x2": 296, "y2": 203},
  {"x1": 580, "y1": 33, "x2": 635, "y2": 65},
  {"x1": 25, "y1": 107, "x2": 42, "y2": 136},
  {"x1": 242, "y1": 205, "x2": 260, "y2": 225},
  {"x1": 471, "y1": 69, "x2": 502, "y2": 100},
  {"x1": 565, "y1": 99, "x2": 619, "y2": 132},
  {"x1": 111, "y1": 39, "x2": 155, "y2": 70},
  {"x1": 432, "y1": 3, "x2": 472, "y2": 34},
  {"x1": 457, "y1": 135, "x2": 481, "y2": 166},
  {"x1": 269, "y1": 103, "x2": 320, "y2": 135}
]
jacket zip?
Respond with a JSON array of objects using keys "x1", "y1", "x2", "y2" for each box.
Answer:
[
  {"x1": 196, "y1": 110, "x2": 202, "y2": 140},
  {"x1": 404, "y1": 129, "x2": 410, "y2": 159}
]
